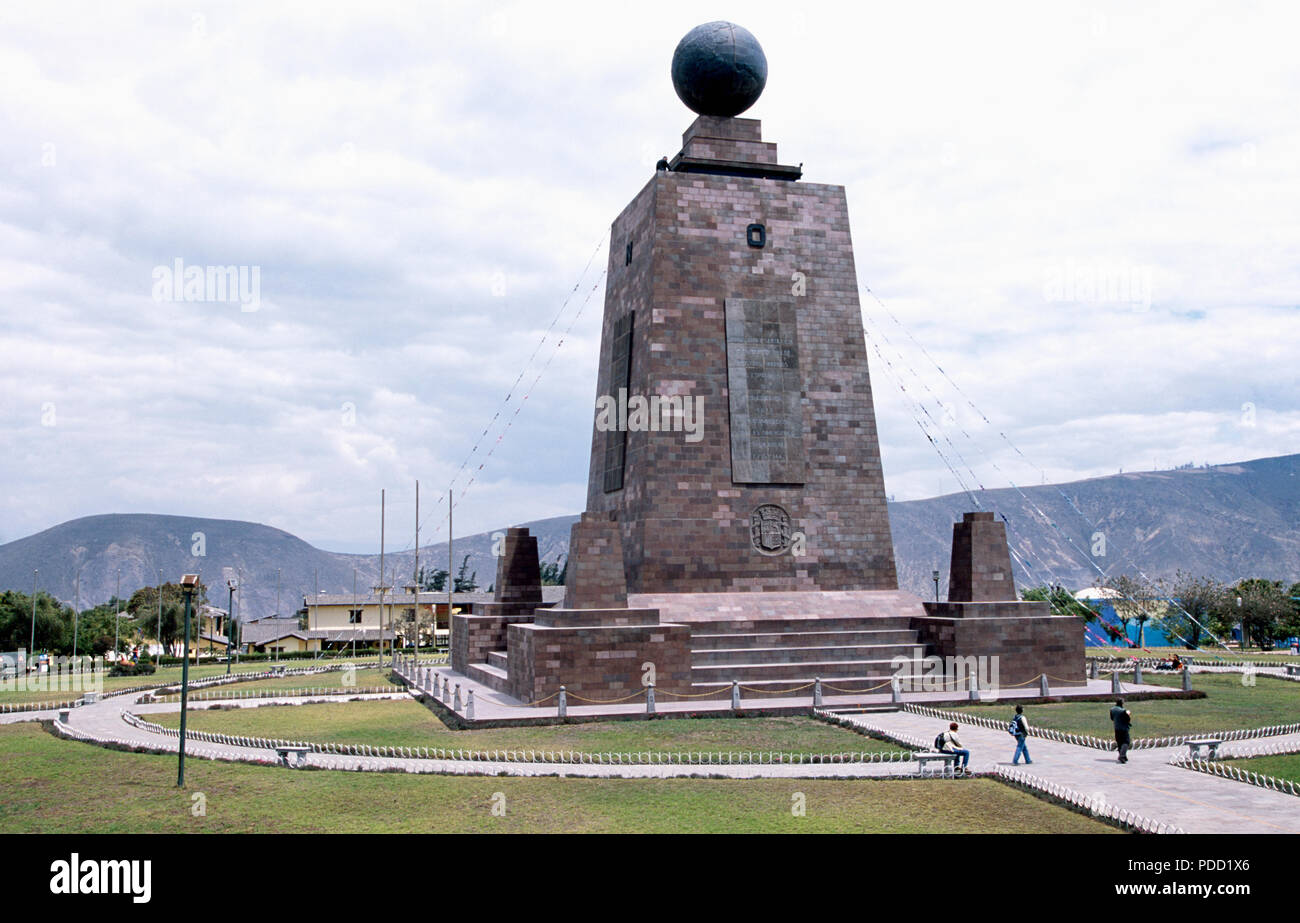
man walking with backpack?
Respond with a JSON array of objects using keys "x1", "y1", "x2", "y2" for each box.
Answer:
[
  {"x1": 1008, "y1": 704, "x2": 1031, "y2": 765},
  {"x1": 1110, "y1": 698, "x2": 1133, "y2": 763}
]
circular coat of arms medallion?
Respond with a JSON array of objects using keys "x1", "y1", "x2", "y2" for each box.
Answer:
[{"x1": 750, "y1": 504, "x2": 794, "y2": 555}]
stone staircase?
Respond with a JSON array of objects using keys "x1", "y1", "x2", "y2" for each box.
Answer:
[
  {"x1": 462, "y1": 614, "x2": 933, "y2": 701},
  {"x1": 466, "y1": 652, "x2": 511, "y2": 694},
  {"x1": 686, "y1": 615, "x2": 927, "y2": 696}
]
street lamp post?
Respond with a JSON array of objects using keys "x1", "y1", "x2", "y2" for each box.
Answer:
[
  {"x1": 28, "y1": 569, "x2": 38, "y2": 661},
  {"x1": 72, "y1": 568, "x2": 80, "y2": 664},
  {"x1": 404, "y1": 584, "x2": 419, "y2": 660},
  {"x1": 226, "y1": 578, "x2": 238, "y2": 675},
  {"x1": 113, "y1": 569, "x2": 121, "y2": 663},
  {"x1": 932, "y1": 569, "x2": 940, "y2": 603},
  {"x1": 177, "y1": 574, "x2": 199, "y2": 787},
  {"x1": 371, "y1": 583, "x2": 391, "y2": 667},
  {"x1": 1237, "y1": 595, "x2": 1245, "y2": 651},
  {"x1": 156, "y1": 571, "x2": 164, "y2": 660}
]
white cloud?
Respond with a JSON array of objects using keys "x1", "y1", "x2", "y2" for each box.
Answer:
[{"x1": 1, "y1": 0, "x2": 1297, "y2": 550}]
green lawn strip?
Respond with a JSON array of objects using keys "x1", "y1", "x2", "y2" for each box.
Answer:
[
  {"x1": 151, "y1": 701, "x2": 904, "y2": 755},
  {"x1": 155, "y1": 667, "x2": 400, "y2": 698},
  {"x1": 948, "y1": 673, "x2": 1299, "y2": 740},
  {"x1": 1090, "y1": 647, "x2": 1300, "y2": 666},
  {"x1": 0, "y1": 723, "x2": 1114, "y2": 833},
  {"x1": 0, "y1": 663, "x2": 306, "y2": 705},
  {"x1": 1219, "y1": 754, "x2": 1300, "y2": 787}
]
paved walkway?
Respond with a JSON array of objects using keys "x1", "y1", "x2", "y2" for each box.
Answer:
[
  {"x1": 400, "y1": 661, "x2": 1174, "y2": 724},
  {"x1": 6, "y1": 681, "x2": 1299, "y2": 833},
  {"x1": 46, "y1": 693, "x2": 916, "y2": 779},
  {"x1": 844, "y1": 710, "x2": 1300, "y2": 834}
]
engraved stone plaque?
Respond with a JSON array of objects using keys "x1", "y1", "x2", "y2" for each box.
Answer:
[
  {"x1": 725, "y1": 299, "x2": 806, "y2": 483},
  {"x1": 602, "y1": 311, "x2": 634, "y2": 492},
  {"x1": 750, "y1": 503, "x2": 795, "y2": 554}
]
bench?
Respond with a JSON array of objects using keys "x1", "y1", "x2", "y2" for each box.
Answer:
[
  {"x1": 274, "y1": 745, "x2": 312, "y2": 768},
  {"x1": 1186, "y1": 739, "x2": 1222, "y2": 760},
  {"x1": 915, "y1": 752, "x2": 958, "y2": 776}
]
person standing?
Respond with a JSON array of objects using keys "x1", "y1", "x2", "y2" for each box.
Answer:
[
  {"x1": 1110, "y1": 698, "x2": 1133, "y2": 763},
  {"x1": 1009, "y1": 704, "x2": 1032, "y2": 765}
]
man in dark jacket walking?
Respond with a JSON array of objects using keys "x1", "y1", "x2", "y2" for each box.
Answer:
[
  {"x1": 1110, "y1": 698, "x2": 1132, "y2": 763},
  {"x1": 1010, "y1": 704, "x2": 1031, "y2": 765}
]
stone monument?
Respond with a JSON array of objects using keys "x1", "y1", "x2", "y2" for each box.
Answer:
[{"x1": 454, "y1": 22, "x2": 1084, "y2": 705}]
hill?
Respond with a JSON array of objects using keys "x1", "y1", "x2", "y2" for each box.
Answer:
[{"x1": 0, "y1": 454, "x2": 1295, "y2": 615}]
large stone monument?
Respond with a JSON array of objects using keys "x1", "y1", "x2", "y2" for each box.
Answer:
[{"x1": 455, "y1": 22, "x2": 1084, "y2": 704}]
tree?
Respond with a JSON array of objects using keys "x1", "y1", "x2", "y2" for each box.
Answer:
[
  {"x1": 1221, "y1": 579, "x2": 1292, "y2": 650},
  {"x1": 1155, "y1": 571, "x2": 1225, "y2": 650},
  {"x1": 1105, "y1": 575, "x2": 1166, "y2": 648},
  {"x1": 126, "y1": 581, "x2": 208, "y2": 651},
  {"x1": 1283, "y1": 581, "x2": 1300, "y2": 640},
  {"x1": 0, "y1": 590, "x2": 73, "y2": 653},
  {"x1": 452, "y1": 554, "x2": 478, "y2": 592},
  {"x1": 539, "y1": 555, "x2": 568, "y2": 586},
  {"x1": 1020, "y1": 585, "x2": 1099, "y2": 620},
  {"x1": 417, "y1": 566, "x2": 448, "y2": 592}
]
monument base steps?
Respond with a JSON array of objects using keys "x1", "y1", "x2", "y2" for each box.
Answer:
[{"x1": 686, "y1": 614, "x2": 928, "y2": 689}]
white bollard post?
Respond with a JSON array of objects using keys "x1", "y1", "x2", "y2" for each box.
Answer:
[
  {"x1": 1111, "y1": 670, "x2": 1121, "y2": 694},
  {"x1": 1039, "y1": 673, "x2": 1050, "y2": 697},
  {"x1": 646, "y1": 683, "x2": 655, "y2": 715},
  {"x1": 731, "y1": 680, "x2": 740, "y2": 711},
  {"x1": 1134, "y1": 662, "x2": 1143, "y2": 685},
  {"x1": 813, "y1": 678, "x2": 823, "y2": 708},
  {"x1": 968, "y1": 672, "x2": 981, "y2": 702},
  {"x1": 1089, "y1": 659, "x2": 1098, "y2": 680},
  {"x1": 466, "y1": 690, "x2": 475, "y2": 720},
  {"x1": 891, "y1": 677, "x2": 902, "y2": 705},
  {"x1": 558, "y1": 685, "x2": 567, "y2": 719},
  {"x1": 1182, "y1": 666, "x2": 1192, "y2": 692},
  {"x1": 453, "y1": 684, "x2": 462, "y2": 712}
]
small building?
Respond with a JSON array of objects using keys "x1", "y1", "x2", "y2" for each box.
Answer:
[
  {"x1": 239, "y1": 617, "x2": 321, "y2": 655},
  {"x1": 298, "y1": 588, "x2": 565, "y2": 650}
]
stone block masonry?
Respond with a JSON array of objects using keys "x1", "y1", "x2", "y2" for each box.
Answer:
[
  {"x1": 575, "y1": 115, "x2": 898, "y2": 595},
  {"x1": 507, "y1": 619, "x2": 693, "y2": 705}
]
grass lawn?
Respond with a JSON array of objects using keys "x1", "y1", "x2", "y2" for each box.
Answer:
[
  {"x1": 1220, "y1": 754, "x2": 1300, "y2": 786},
  {"x1": 950, "y1": 673, "x2": 1299, "y2": 739},
  {"x1": 0, "y1": 663, "x2": 290, "y2": 705},
  {"x1": 152, "y1": 700, "x2": 905, "y2": 755},
  {"x1": 1090, "y1": 646, "x2": 1300, "y2": 665},
  {"x1": 0, "y1": 658, "x2": 394, "y2": 705},
  {"x1": 157, "y1": 667, "x2": 399, "y2": 697},
  {"x1": 0, "y1": 723, "x2": 1115, "y2": 833}
]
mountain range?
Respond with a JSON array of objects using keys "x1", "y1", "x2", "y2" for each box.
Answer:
[{"x1": 0, "y1": 453, "x2": 1295, "y2": 617}]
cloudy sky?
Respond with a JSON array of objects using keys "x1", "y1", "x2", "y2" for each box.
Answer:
[{"x1": 2, "y1": 1, "x2": 1297, "y2": 554}]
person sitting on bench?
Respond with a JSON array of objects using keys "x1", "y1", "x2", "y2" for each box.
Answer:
[{"x1": 940, "y1": 722, "x2": 971, "y2": 773}]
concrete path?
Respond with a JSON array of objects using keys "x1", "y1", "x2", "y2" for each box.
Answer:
[
  {"x1": 401, "y1": 660, "x2": 1172, "y2": 724},
  {"x1": 50, "y1": 691, "x2": 918, "y2": 779},
  {"x1": 842, "y1": 710, "x2": 1300, "y2": 834},
  {"x1": 6, "y1": 680, "x2": 1298, "y2": 834}
]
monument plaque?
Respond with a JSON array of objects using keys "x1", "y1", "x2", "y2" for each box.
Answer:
[
  {"x1": 601, "y1": 311, "x2": 634, "y2": 493},
  {"x1": 725, "y1": 299, "x2": 806, "y2": 484}
]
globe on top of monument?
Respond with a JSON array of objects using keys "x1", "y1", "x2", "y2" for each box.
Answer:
[{"x1": 670, "y1": 21, "x2": 768, "y2": 118}]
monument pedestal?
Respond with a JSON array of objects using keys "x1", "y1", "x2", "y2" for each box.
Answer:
[
  {"x1": 912, "y1": 512, "x2": 1086, "y2": 687},
  {"x1": 913, "y1": 603, "x2": 1087, "y2": 688},
  {"x1": 507, "y1": 608, "x2": 692, "y2": 705}
]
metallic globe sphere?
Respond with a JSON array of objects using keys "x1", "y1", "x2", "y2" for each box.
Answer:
[{"x1": 670, "y1": 21, "x2": 767, "y2": 118}]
